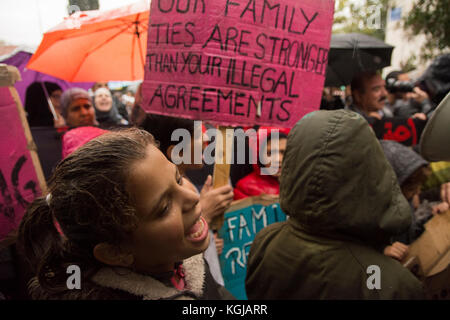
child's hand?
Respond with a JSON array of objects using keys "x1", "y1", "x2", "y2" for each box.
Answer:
[
  {"x1": 411, "y1": 113, "x2": 427, "y2": 121},
  {"x1": 407, "y1": 86, "x2": 429, "y2": 104},
  {"x1": 432, "y1": 183, "x2": 450, "y2": 215},
  {"x1": 53, "y1": 115, "x2": 66, "y2": 128},
  {"x1": 200, "y1": 175, "x2": 234, "y2": 224},
  {"x1": 432, "y1": 202, "x2": 449, "y2": 215},
  {"x1": 383, "y1": 242, "x2": 409, "y2": 261},
  {"x1": 214, "y1": 233, "x2": 224, "y2": 256}
]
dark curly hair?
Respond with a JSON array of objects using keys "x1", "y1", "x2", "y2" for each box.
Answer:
[{"x1": 17, "y1": 128, "x2": 156, "y2": 296}]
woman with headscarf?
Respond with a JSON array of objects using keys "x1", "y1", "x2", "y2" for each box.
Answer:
[
  {"x1": 93, "y1": 88, "x2": 128, "y2": 128},
  {"x1": 60, "y1": 88, "x2": 97, "y2": 128}
]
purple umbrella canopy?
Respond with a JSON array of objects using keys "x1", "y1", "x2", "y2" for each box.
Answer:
[{"x1": 1, "y1": 48, "x2": 94, "y2": 105}]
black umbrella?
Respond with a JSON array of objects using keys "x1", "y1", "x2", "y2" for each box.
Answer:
[{"x1": 325, "y1": 33, "x2": 394, "y2": 87}]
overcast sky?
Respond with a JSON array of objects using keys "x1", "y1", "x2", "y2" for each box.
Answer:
[{"x1": 0, "y1": 0, "x2": 143, "y2": 48}]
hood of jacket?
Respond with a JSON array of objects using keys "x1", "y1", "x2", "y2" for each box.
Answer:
[{"x1": 279, "y1": 110, "x2": 411, "y2": 246}]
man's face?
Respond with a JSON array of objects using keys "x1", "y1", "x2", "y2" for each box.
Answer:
[
  {"x1": 65, "y1": 98, "x2": 96, "y2": 127},
  {"x1": 356, "y1": 74, "x2": 388, "y2": 113}
]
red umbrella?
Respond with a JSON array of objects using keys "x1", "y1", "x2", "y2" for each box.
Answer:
[{"x1": 27, "y1": 1, "x2": 149, "y2": 82}]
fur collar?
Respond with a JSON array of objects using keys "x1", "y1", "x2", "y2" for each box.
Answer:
[{"x1": 91, "y1": 253, "x2": 205, "y2": 300}]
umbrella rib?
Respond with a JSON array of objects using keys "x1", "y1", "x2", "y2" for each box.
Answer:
[
  {"x1": 136, "y1": 14, "x2": 146, "y2": 79},
  {"x1": 130, "y1": 13, "x2": 145, "y2": 80},
  {"x1": 137, "y1": 31, "x2": 145, "y2": 74},
  {"x1": 131, "y1": 14, "x2": 147, "y2": 80},
  {"x1": 131, "y1": 17, "x2": 137, "y2": 80},
  {"x1": 71, "y1": 22, "x2": 134, "y2": 81}
]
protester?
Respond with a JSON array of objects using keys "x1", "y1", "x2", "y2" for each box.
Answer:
[
  {"x1": 93, "y1": 87, "x2": 128, "y2": 127},
  {"x1": 384, "y1": 70, "x2": 431, "y2": 120},
  {"x1": 380, "y1": 141, "x2": 450, "y2": 256},
  {"x1": 234, "y1": 127, "x2": 289, "y2": 200},
  {"x1": 347, "y1": 70, "x2": 389, "y2": 120},
  {"x1": 245, "y1": 110, "x2": 425, "y2": 299},
  {"x1": 60, "y1": 88, "x2": 98, "y2": 128},
  {"x1": 379, "y1": 140, "x2": 430, "y2": 261},
  {"x1": 17, "y1": 128, "x2": 234, "y2": 300},
  {"x1": 24, "y1": 82, "x2": 65, "y2": 128},
  {"x1": 89, "y1": 82, "x2": 129, "y2": 121},
  {"x1": 142, "y1": 114, "x2": 234, "y2": 286}
]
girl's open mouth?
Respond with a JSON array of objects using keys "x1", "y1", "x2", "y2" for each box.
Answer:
[{"x1": 186, "y1": 216, "x2": 209, "y2": 242}]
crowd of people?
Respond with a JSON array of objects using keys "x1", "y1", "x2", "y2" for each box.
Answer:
[
  {"x1": 1, "y1": 52, "x2": 449, "y2": 300},
  {"x1": 321, "y1": 54, "x2": 450, "y2": 122}
]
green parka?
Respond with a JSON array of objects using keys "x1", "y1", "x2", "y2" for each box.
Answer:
[{"x1": 245, "y1": 110, "x2": 425, "y2": 299}]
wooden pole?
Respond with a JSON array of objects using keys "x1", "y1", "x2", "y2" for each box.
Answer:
[{"x1": 210, "y1": 125, "x2": 233, "y2": 230}]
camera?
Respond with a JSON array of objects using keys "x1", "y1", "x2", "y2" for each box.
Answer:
[{"x1": 385, "y1": 78, "x2": 415, "y2": 93}]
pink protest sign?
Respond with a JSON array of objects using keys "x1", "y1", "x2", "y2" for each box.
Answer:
[
  {"x1": 142, "y1": 0, "x2": 334, "y2": 128},
  {"x1": 0, "y1": 87, "x2": 43, "y2": 241}
]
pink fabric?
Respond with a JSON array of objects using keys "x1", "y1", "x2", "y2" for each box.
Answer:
[
  {"x1": 62, "y1": 126, "x2": 108, "y2": 159},
  {"x1": 170, "y1": 263, "x2": 186, "y2": 291},
  {"x1": 52, "y1": 216, "x2": 67, "y2": 240}
]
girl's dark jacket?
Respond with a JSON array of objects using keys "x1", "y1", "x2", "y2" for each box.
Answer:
[
  {"x1": 28, "y1": 254, "x2": 233, "y2": 300},
  {"x1": 245, "y1": 110, "x2": 425, "y2": 300}
]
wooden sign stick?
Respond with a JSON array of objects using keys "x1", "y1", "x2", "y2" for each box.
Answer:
[{"x1": 210, "y1": 125, "x2": 233, "y2": 231}]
